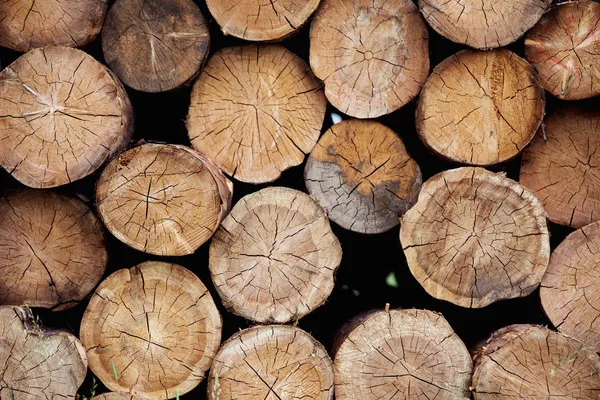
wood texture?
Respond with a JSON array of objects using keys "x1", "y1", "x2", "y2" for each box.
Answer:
[
  {"x1": 0, "y1": 190, "x2": 107, "y2": 310},
  {"x1": 0, "y1": 0, "x2": 107, "y2": 52},
  {"x1": 80, "y1": 261, "x2": 222, "y2": 399},
  {"x1": 305, "y1": 119, "x2": 422, "y2": 234},
  {"x1": 187, "y1": 44, "x2": 326, "y2": 184},
  {"x1": 309, "y1": 0, "x2": 429, "y2": 118},
  {"x1": 525, "y1": 1, "x2": 600, "y2": 100},
  {"x1": 206, "y1": 0, "x2": 320, "y2": 42},
  {"x1": 0, "y1": 46, "x2": 134, "y2": 188},
  {"x1": 400, "y1": 167, "x2": 550, "y2": 308},
  {"x1": 416, "y1": 49, "x2": 545, "y2": 166},
  {"x1": 419, "y1": 0, "x2": 551, "y2": 49},
  {"x1": 95, "y1": 394, "x2": 146, "y2": 400},
  {"x1": 0, "y1": 305, "x2": 88, "y2": 399},
  {"x1": 102, "y1": 0, "x2": 210, "y2": 93},
  {"x1": 520, "y1": 106, "x2": 600, "y2": 228},
  {"x1": 472, "y1": 324, "x2": 600, "y2": 399},
  {"x1": 96, "y1": 143, "x2": 232, "y2": 256},
  {"x1": 209, "y1": 186, "x2": 341, "y2": 323},
  {"x1": 208, "y1": 325, "x2": 334, "y2": 400}
]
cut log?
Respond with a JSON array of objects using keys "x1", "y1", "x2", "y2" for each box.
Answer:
[
  {"x1": 0, "y1": 305, "x2": 88, "y2": 399},
  {"x1": 0, "y1": 190, "x2": 107, "y2": 310},
  {"x1": 305, "y1": 119, "x2": 422, "y2": 234},
  {"x1": 94, "y1": 394, "x2": 146, "y2": 400},
  {"x1": 419, "y1": 0, "x2": 551, "y2": 49},
  {"x1": 0, "y1": 46, "x2": 134, "y2": 188},
  {"x1": 309, "y1": 0, "x2": 429, "y2": 119},
  {"x1": 0, "y1": 0, "x2": 107, "y2": 52},
  {"x1": 525, "y1": 1, "x2": 600, "y2": 100},
  {"x1": 416, "y1": 49, "x2": 545, "y2": 166},
  {"x1": 80, "y1": 261, "x2": 222, "y2": 399},
  {"x1": 205, "y1": 0, "x2": 320, "y2": 42},
  {"x1": 472, "y1": 324, "x2": 600, "y2": 399},
  {"x1": 208, "y1": 325, "x2": 334, "y2": 400},
  {"x1": 209, "y1": 186, "x2": 341, "y2": 323},
  {"x1": 400, "y1": 167, "x2": 550, "y2": 308},
  {"x1": 334, "y1": 308, "x2": 472, "y2": 400},
  {"x1": 96, "y1": 143, "x2": 232, "y2": 256},
  {"x1": 520, "y1": 106, "x2": 600, "y2": 228},
  {"x1": 187, "y1": 44, "x2": 326, "y2": 184},
  {"x1": 102, "y1": 0, "x2": 210, "y2": 93}
]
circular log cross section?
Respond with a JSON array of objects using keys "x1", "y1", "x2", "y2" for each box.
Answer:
[
  {"x1": 209, "y1": 187, "x2": 342, "y2": 323},
  {"x1": 525, "y1": 1, "x2": 600, "y2": 100},
  {"x1": 472, "y1": 325, "x2": 600, "y2": 399},
  {"x1": 520, "y1": 107, "x2": 600, "y2": 228},
  {"x1": 96, "y1": 143, "x2": 232, "y2": 256},
  {"x1": 102, "y1": 0, "x2": 210, "y2": 93},
  {"x1": 95, "y1": 395, "x2": 146, "y2": 400},
  {"x1": 208, "y1": 325, "x2": 334, "y2": 400},
  {"x1": 416, "y1": 49, "x2": 545, "y2": 166},
  {"x1": 400, "y1": 167, "x2": 550, "y2": 308},
  {"x1": 0, "y1": 46, "x2": 134, "y2": 188},
  {"x1": 541, "y1": 221, "x2": 600, "y2": 352},
  {"x1": 309, "y1": 0, "x2": 429, "y2": 119},
  {"x1": 334, "y1": 309, "x2": 472, "y2": 400},
  {"x1": 187, "y1": 45, "x2": 326, "y2": 184},
  {"x1": 0, "y1": 305, "x2": 88, "y2": 400},
  {"x1": 0, "y1": 0, "x2": 107, "y2": 52},
  {"x1": 304, "y1": 119, "x2": 422, "y2": 234},
  {"x1": 0, "y1": 190, "x2": 107, "y2": 310},
  {"x1": 206, "y1": 0, "x2": 320, "y2": 42},
  {"x1": 419, "y1": 0, "x2": 551, "y2": 49},
  {"x1": 80, "y1": 261, "x2": 222, "y2": 399}
]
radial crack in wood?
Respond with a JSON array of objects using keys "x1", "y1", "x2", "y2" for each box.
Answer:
[
  {"x1": 80, "y1": 261, "x2": 222, "y2": 399},
  {"x1": 400, "y1": 167, "x2": 550, "y2": 308}
]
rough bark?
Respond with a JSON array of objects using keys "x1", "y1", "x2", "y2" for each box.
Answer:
[
  {"x1": 0, "y1": 190, "x2": 107, "y2": 310},
  {"x1": 94, "y1": 394, "x2": 146, "y2": 400},
  {"x1": 102, "y1": 0, "x2": 210, "y2": 93},
  {"x1": 0, "y1": 46, "x2": 134, "y2": 188},
  {"x1": 206, "y1": 0, "x2": 320, "y2": 42},
  {"x1": 96, "y1": 143, "x2": 232, "y2": 256},
  {"x1": 304, "y1": 119, "x2": 422, "y2": 234},
  {"x1": 419, "y1": 0, "x2": 551, "y2": 49},
  {"x1": 525, "y1": 1, "x2": 600, "y2": 100},
  {"x1": 209, "y1": 186, "x2": 342, "y2": 324},
  {"x1": 309, "y1": 0, "x2": 429, "y2": 119},
  {"x1": 0, "y1": 305, "x2": 88, "y2": 399},
  {"x1": 471, "y1": 324, "x2": 600, "y2": 399},
  {"x1": 80, "y1": 261, "x2": 222, "y2": 399},
  {"x1": 0, "y1": 0, "x2": 108, "y2": 52},
  {"x1": 208, "y1": 325, "x2": 334, "y2": 400},
  {"x1": 416, "y1": 49, "x2": 545, "y2": 166},
  {"x1": 400, "y1": 167, "x2": 550, "y2": 308},
  {"x1": 520, "y1": 106, "x2": 600, "y2": 228},
  {"x1": 187, "y1": 44, "x2": 326, "y2": 184},
  {"x1": 333, "y1": 308, "x2": 472, "y2": 400}
]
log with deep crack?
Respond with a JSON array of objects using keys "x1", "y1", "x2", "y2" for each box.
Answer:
[
  {"x1": 0, "y1": 0, "x2": 108, "y2": 52},
  {"x1": 400, "y1": 167, "x2": 550, "y2": 308},
  {"x1": 102, "y1": 0, "x2": 210, "y2": 93},
  {"x1": 305, "y1": 119, "x2": 422, "y2": 234},
  {"x1": 80, "y1": 261, "x2": 222, "y2": 399},
  {"x1": 0, "y1": 305, "x2": 88, "y2": 399},
  {"x1": 419, "y1": 0, "x2": 551, "y2": 49},
  {"x1": 0, "y1": 46, "x2": 134, "y2": 188},
  {"x1": 96, "y1": 143, "x2": 232, "y2": 256},
  {"x1": 209, "y1": 186, "x2": 342, "y2": 324},
  {"x1": 0, "y1": 189, "x2": 107, "y2": 310},
  {"x1": 525, "y1": 0, "x2": 600, "y2": 100},
  {"x1": 309, "y1": 0, "x2": 429, "y2": 119},
  {"x1": 208, "y1": 325, "x2": 334, "y2": 400},
  {"x1": 520, "y1": 106, "x2": 600, "y2": 228},
  {"x1": 186, "y1": 44, "x2": 326, "y2": 184},
  {"x1": 471, "y1": 324, "x2": 600, "y2": 399},
  {"x1": 415, "y1": 49, "x2": 545, "y2": 166}
]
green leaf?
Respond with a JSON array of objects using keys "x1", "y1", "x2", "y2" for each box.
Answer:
[{"x1": 386, "y1": 272, "x2": 399, "y2": 288}]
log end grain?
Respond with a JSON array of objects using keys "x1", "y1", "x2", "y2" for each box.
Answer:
[{"x1": 93, "y1": 394, "x2": 146, "y2": 400}]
